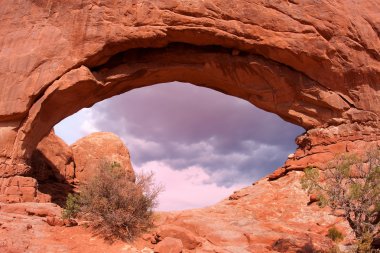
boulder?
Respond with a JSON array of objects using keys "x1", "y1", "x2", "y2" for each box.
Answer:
[
  {"x1": 71, "y1": 132, "x2": 135, "y2": 182},
  {"x1": 156, "y1": 225, "x2": 201, "y2": 250},
  {"x1": 154, "y1": 237, "x2": 183, "y2": 253},
  {"x1": 46, "y1": 216, "x2": 65, "y2": 227}
]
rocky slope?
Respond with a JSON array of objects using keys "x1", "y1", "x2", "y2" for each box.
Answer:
[
  {"x1": 150, "y1": 171, "x2": 353, "y2": 252},
  {"x1": 0, "y1": 171, "x2": 354, "y2": 253}
]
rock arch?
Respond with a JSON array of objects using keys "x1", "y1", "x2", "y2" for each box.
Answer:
[{"x1": 0, "y1": 0, "x2": 379, "y2": 180}]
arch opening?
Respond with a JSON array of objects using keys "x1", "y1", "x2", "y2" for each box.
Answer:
[
  {"x1": 0, "y1": 0, "x2": 377, "y2": 202},
  {"x1": 37, "y1": 82, "x2": 304, "y2": 211}
]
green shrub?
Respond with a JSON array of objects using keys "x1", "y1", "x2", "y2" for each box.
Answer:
[
  {"x1": 79, "y1": 161, "x2": 162, "y2": 241},
  {"x1": 62, "y1": 193, "x2": 80, "y2": 219},
  {"x1": 327, "y1": 227, "x2": 344, "y2": 242},
  {"x1": 301, "y1": 149, "x2": 380, "y2": 252}
]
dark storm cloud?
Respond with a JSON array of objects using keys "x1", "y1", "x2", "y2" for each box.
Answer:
[{"x1": 88, "y1": 82, "x2": 305, "y2": 186}]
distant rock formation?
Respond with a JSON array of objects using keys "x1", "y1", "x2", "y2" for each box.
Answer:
[
  {"x1": 71, "y1": 132, "x2": 135, "y2": 182},
  {"x1": 1, "y1": 131, "x2": 135, "y2": 205}
]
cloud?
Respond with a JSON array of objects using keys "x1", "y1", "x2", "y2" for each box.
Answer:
[
  {"x1": 79, "y1": 109, "x2": 101, "y2": 135},
  {"x1": 55, "y1": 82, "x2": 304, "y2": 187},
  {"x1": 135, "y1": 161, "x2": 245, "y2": 211},
  {"x1": 54, "y1": 108, "x2": 99, "y2": 145}
]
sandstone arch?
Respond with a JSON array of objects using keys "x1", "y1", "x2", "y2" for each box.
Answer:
[{"x1": 0, "y1": 0, "x2": 379, "y2": 180}]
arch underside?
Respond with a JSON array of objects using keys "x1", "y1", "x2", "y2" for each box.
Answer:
[{"x1": 12, "y1": 43, "x2": 355, "y2": 163}]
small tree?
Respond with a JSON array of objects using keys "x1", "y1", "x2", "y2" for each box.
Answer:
[
  {"x1": 301, "y1": 149, "x2": 380, "y2": 252},
  {"x1": 64, "y1": 160, "x2": 162, "y2": 241},
  {"x1": 62, "y1": 193, "x2": 80, "y2": 219}
]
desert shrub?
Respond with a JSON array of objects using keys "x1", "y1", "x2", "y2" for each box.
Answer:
[
  {"x1": 301, "y1": 149, "x2": 380, "y2": 252},
  {"x1": 62, "y1": 193, "x2": 80, "y2": 219},
  {"x1": 78, "y1": 161, "x2": 162, "y2": 241},
  {"x1": 327, "y1": 227, "x2": 344, "y2": 242}
]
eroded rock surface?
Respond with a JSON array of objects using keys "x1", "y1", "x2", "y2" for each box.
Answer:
[
  {"x1": 154, "y1": 237, "x2": 183, "y2": 253},
  {"x1": 32, "y1": 130, "x2": 75, "y2": 182},
  {"x1": 147, "y1": 171, "x2": 353, "y2": 252},
  {"x1": 0, "y1": 203, "x2": 152, "y2": 253},
  {"x1": 0, "y1": 176, "x2": 51, "y2": 204},
  {"x1": 269, "y1": 124, "x2": 380, "y2": 180},
  {"x1": 0, "y1": 0, "x2": 378, "y2": 173},
  {"x1": 0, "y1": 172, "x2": 354, "y2": 252}
]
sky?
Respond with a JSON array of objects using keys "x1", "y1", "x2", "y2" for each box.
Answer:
[{"x1": 55, "y1": 82, "x2": 304, "y2": 211}]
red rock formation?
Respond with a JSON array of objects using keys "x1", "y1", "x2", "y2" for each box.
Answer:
[
  {"x1": 71, "y1": 132, "x2": 135, "y2": 182},
  {"x1": 154, "y1": 225, "x2": 201, "y2": 250},
  {"x1": 0, "y1": 202, "x2": 153, "y2": 253},
  {"x1": 0, "y1": 172, "x2": 354, "y2": 252},
  {"x1": 32, "y1": 130, "x2": 75, "y2": 182},
  {"x1": 0, "y1": 1, "x2": 379, "y2": 251},
  {"x1": 269, "y1": 124, "x2": 380, "y2": 180},
  {"x1": 1, "y1": 131, "x2": 135, "y2": 205},
  {"x1": 0, "y1": 176, "x2": 50, "y2": 203},
  {"x1": 154, "y1": 237, "x2": 183, "y2": 253},
  {"x1": 149, "y1": 171, "x2": 353, "y2": 252},
  {"x1": 0, "y1": 0, "x2": 378, "y2": 174}
]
